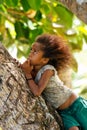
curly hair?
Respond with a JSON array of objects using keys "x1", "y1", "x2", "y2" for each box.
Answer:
[{"x1": 35, "y1": 33, "x2": 72, "y2": 71}]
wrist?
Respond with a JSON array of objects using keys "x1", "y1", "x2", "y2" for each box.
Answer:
[
  {"x1": 26, "y1": 77, "x2": 33, "y2": 80},
  {"x1": 25, "y1": 73, "x2": 32, "y2": 79},
  {"x1": 25, "y1": 73, "x2": 31, "y2": 77}
]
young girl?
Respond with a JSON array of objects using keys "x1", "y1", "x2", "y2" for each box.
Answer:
[{"x1": 20, "y1": 34, "x2": 87, "y2": 130}]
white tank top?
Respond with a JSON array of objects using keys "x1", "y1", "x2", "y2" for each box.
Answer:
[{"x1": 35, "y1": 65, "x2": 72, "y2": 109}]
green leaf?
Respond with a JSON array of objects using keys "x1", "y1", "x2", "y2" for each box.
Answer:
[
  {"x1": 29, "y1": 27, "x2": 43, "y2": 43},
  {"x1": 41, "y1": 4, "x2": 50, "y2": 14},
  {"x1": 71, "y1": 56, "x2": 78, "y2": 72},
  {"x1": 15, "y1": 21, "x2": 24, "y2": 39},
  {"x1": 27, "y1": 0, "x2": 42, "y2": 10},
  {"x1": 0, "y1": 0, "x2": 4, "y2": 4},
  {"x1": 4, "y1": 0, "x2": 18, "y2": 7},
  {"x1": 15, "y1": 21, "x2": 30, "y2": 41},
  {"x1": 55, "y1": 4, "x2": 73, "y2": 29},
  {"x1": 35, "y1": 10, "x2": 42, "y2": 21},
  {"x1": 83, "y1": 34, "x2": 87, "y2": 43},
  {"x1": 0, "y1": 34, "x2": 3, "y2": 41},
  {"x1": 17, "y1": 48, "x2": 25, "y2": 58},
  {"x1": 68, "y1": 34, "x2": 83, "y2": 51},
  {"x1": 20, "y1": 0, "x2": 30, "y2": 11},
  {"x1": 13, "y1": 0, "x2": 18, "y2": 6},
  {"x1": 5, "y1": 0, "x2": 13, "y2": 7},
  {"x1": 0, "y1": 5, "x2": 7, "y2": 13}
]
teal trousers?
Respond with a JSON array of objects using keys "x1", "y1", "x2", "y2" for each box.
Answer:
[{"x1": 58, "y1": 97, "x2": 87, "y2": 130}]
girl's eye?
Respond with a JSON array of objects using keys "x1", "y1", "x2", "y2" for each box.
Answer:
[
  {"x1": 30, "y1": 48, "x2": 34, "y2": 52},
  {"x1": 30, "y1": 48, "x2": 38, "y2": 54},
  {"x1": 34, "y1": 50, "x2": 38, "y2": 54}
]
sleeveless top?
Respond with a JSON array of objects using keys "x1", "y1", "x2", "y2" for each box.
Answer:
[{"x1": 35, "y1": 65, "x2": 73, "y2": 109}]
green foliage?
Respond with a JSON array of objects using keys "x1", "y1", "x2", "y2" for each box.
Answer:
[
  {"x1": 55, "y1": 3, "x2": 73, "y2": 29},
  {"x1": 28, "y1": 0, "x2": 42, "y2": 10},
  {"x1": 4, "y1": 0, "x2": 19, "y2": 7},
  {"x1": 0, "y1": 0, "x2": 3, "y2": 4},
  {"x1": 20, "y1": 0, "x2": 30, "y2": 11}
]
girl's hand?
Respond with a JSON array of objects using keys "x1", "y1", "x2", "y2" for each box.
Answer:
[{"x1": 20, "y1": 59, "x2": 33, "y2": 75}]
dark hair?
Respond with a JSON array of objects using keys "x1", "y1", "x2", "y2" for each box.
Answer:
[{"x1": 35, "y1": 33, "x2": 72, "y2": 71}]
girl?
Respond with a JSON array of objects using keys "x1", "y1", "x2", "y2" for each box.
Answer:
[{"x1": 20, "y1": 34, "x2": 87, "y2": 130}]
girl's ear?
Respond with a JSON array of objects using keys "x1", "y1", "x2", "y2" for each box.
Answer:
[{"x1": 43, "y1": 58, "x2": 49, "y2": 64}]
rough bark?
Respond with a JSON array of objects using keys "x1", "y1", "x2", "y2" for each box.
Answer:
[
  {"x1": 0, "y1": 43, "x2": 63, "y2": 130},
  {"x1": 59, "y1": 0, "x2": 87, "y2": 24}
]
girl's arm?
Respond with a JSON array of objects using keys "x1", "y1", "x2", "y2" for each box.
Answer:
[{"x1": 26, "y1": 69, "x2": 54, "y2": 96}]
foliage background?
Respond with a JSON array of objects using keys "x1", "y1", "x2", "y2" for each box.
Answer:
[{"x1": 0, "y1": 0, "x2": 87, "y2": 97}]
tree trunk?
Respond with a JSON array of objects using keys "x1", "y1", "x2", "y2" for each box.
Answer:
[
  {"x1": 0, "y1": 43, "x2": 63, "y2": 130},
  {"x1": 59, "y1": 0, "x2": 87, "y2": 24}
]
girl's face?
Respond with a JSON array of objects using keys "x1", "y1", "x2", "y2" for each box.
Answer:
[{"x1": 28, "y1": 42, "x2": 48, "y2": 68}]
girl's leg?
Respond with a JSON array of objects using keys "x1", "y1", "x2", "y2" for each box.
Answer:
[{"x1": 69, "y1": 126, "x2": 79, "y2": 130}]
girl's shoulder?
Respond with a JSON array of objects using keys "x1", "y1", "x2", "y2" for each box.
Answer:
[
  {"x1": 40, "y1": 64, "x2": 57, "y2": 74},
  {"x1": 35, "y1": 64, "x2": 57, "y2": 83}
]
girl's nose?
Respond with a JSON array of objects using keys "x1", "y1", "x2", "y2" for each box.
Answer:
[{"x1": 30, "y1": 50, "x2": 34, "y2": 55}]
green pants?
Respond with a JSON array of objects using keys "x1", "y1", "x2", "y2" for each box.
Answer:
[{"x1": 58, "y1": 97, "x2": 87, "y2": 130}]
